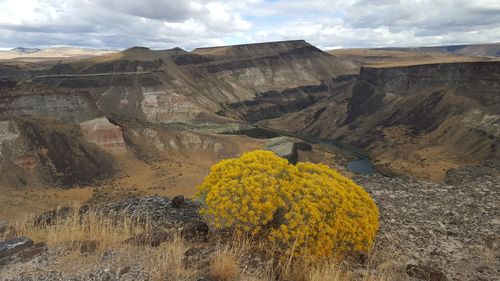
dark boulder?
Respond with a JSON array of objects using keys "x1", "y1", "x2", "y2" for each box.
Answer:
[
  {"x1": 407, "y1": 264, "x2": 448, "y2": 281},
  {"x1": 0, "y1": 237, "x2": 34, "y2": 259},
  {"x1": 0, "y1": 237, "x2": 46, "y2": 265},
  {"x1": 125, "y1": 232, "x2": 172, "y2": 247},
  {"x1": 181, "y1": 221, "x2": 209, "y2": 240},
  {"x1": 172, "y1": 195, "x2": 185, "y2": 208},
  {"x1": 17, "y1": 242, "x2": 47, "y2": 262}
]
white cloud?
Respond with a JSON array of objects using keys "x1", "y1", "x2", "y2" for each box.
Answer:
[{"x1": 0, "y1": 0, "x2": 498, "y2": 49}]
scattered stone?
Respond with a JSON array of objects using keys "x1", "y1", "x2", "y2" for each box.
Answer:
[
  {"x1": 119, "y1": 266, "x2": 131, "y2": 276},
  {"x1": 125, "y1": 231, "x2": 172, "y2": 247},
  {"x1": 17, "y1": 242, "x2": 47, "y2": 262},
  {"x1": 406, "y1": 264, "x2": 448, "y2": 281},
  {"x1": 99, "y1": 196, "x2": 201, "y2": 229},
  {"x1": 239, "y1": 249, "x2": 273, "y2": 275},
  {"x1": 353, "y1": 171, "x2": 500, "y2": 281},
  {"x1": 101, "y1": 250, "x2": 115, "y2": 262},
  {"x1": 172, "y1": 195, "x2": 185, "y2": 208},
  {"x1": 183, "y1": 246, "x2": 214, "y2": 268},
  {"x1": 181, "y1": 221, "x2": 209, "y2": 240}
]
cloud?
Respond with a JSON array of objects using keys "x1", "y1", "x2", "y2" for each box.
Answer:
[{"x1": 0, "y1": 0, "x2": 498, "y2": 50}]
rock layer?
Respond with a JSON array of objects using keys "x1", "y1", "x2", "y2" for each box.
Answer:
[{"x1": 267, "y1": 61, "x2": 500, "y2": 181}]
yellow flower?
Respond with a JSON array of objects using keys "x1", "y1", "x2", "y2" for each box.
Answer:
[{"x1": 196, "y1": 150, "x2": 379, "y2": 258}]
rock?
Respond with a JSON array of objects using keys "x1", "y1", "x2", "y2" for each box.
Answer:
[
  {"x1": 80, "y1": 117, "x2": 127, "y2": 154},
  {"x1": 181, "y1": 221, "x2": 209, "y2": 240},
  {"x1": 79, "y1": 204, "x2": 91, "y2": 215},
  {"x1": 406, "y1": 264, "x2": 448, "y2": 281},
  {"x1": 98, "y1": 196, "x2": 201, "y2": 229},
  {"x1": 0, "y1": 219, "x2": 9, "y2": 234},
  {"x1": 265, "y1": 137, "x2": 312, "y2": 164},
  {"x1": 267, "y1": 141, "x2": 298, "y2": 164},
  {"x1": 79, "y1": 240, "x2": 99, "y2": 255},
  {"x1": 119, "y1": 266, "x2": 131, "y2": 276},
  {"x1": 239, "y1": 249, "x2": 273, "y2": 275},
  {"x1": 17, "y1": 242, "x2": 47, "y2": 262},
  {"x1": 0, "y1": 237, "x2": 42, "y2": 265},
  {"x1": 183, "y1": 246, "x2": 214, "y2": 268},
  {"x1": 172, "y1": 195, "x2": 185, "y2": 208},
  {"x1": 101, "y1": 250, "x2": 115, "y2": 262},
  {"x1": 0, "y1": 237, "x2": 34, "y2": 258},
  {"x1": 125, "y1": 232, "x2": 172, "y2": 247}
]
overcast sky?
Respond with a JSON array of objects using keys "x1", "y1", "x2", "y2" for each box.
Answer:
[{"x1": 1, "y1": 0, "x2": 499, "y2": 50}]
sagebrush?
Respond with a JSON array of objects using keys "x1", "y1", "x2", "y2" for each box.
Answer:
[{"x1": 197, "y1": 150, "x2": 379, "y2": 258}]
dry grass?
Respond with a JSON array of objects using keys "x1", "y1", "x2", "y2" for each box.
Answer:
[
  {"x1": 12, "y1": 203, "x2": 148, "y2": 253},
  {"x1": 210, "y1": 246, "x2": 242, "y2": 281},
  {"x1": 477, "y1": 245, "x2": 497, "y2": 269},
  {"x1": 147, "y1": 236, "x2": 197, "y2": 281},
  {"x1": 275, "y1": 260, "x2": 350, "y2": 281},
  {"x1": 307, "y1": 262, "x2": 351, "y2": 281},
  {"x1": 8, "y1": 203, "x2": 199, "y2": 280},
  {"x1": 6, "y1": 204, "x2": 400, "y2": 281}
]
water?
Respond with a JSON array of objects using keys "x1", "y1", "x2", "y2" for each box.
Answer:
[
  {"x1": 319, "y1": 140, "x2": 376, "y2": 175},
  {"x1": 242, "y1": 123, "x2": 377, "y2": 175},
  {"x1": 346, "y1": 158, "x2": 375, "y2": 174}
]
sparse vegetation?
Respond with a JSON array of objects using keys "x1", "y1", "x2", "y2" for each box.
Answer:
[
  {"x1": 147, "y1": 237, "x2": 196, "y2": 281},
  {"x1": 197, "y1": 150, "x2": 379, "y2": 258},
  {"x1": 3, "y1": 200, "x2": 401, "y2": 281},
  {"x1": 210, "y1": 246, "x2": 241, "y2": 281},
  {"x1": 13, "y1": 204, "x2": 148, "y2": 251}
]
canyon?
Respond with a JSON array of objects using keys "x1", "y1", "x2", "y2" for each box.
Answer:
[
  {"x1": 0, "y1": 40, "x2": 499, "y2": 281},
  {"x1": 0, "y1": 40, "x2": 498, "y2": 187}
]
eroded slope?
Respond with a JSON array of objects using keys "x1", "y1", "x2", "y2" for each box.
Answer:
[{"x1": 266, "y1": 61, "x2": 500, "y2": 181}]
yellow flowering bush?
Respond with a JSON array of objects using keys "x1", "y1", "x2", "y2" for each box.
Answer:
[{"x1": 196, "y1": 150, "x2": 379, "y2": 258}]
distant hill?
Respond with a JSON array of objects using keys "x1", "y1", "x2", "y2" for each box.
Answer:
[
  {"x1": 328, "y1": 43, "x2": 500, "y2": 68},
  {"x1": 10, "y1": 47, "x2": 41, "y2": 54},
  {"x1": 0, "y1": 47, "x2": 115, "y2": 61},
  {"x1": 382, "y1": 42, "x2": 500, "y2": 57}
]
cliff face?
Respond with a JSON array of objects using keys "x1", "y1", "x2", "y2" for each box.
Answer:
[
  {"x1": 1, "y1": 41, "x2": 498, "y2": 185},
  {"x1": 12, "y1": 40, "x2": 355, "y2": 126},
  {"x1": 0, "y1": 89, "x2": 101, "y2": 123},
  {"x1": 267, "y1": 61, "x2": 500, "y2": 181},
  {"x1": 0, "y1": 116, "x2": 116, "y2": 188},
  {"x1": 0, "y1": 40, "x2": 356, "y2": 189}
]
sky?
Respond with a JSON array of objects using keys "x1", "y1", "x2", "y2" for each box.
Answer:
[{"x1": 0, "y1": 0, "x2": 499, "y2": 50}]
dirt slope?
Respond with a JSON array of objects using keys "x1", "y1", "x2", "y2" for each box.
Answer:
[{"x1": 265, "y1": 61, "x2": 500, "y2": 181}]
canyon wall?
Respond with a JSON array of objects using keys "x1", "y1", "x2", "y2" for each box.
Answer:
[{"x1": 267, "y1": 61, "x2": 500, "y2": 181}]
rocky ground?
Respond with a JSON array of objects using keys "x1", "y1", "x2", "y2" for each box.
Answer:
[
  {"x1": 0, "y1": 162, "x2": 499, "y2": 281},
  {"x1": 356, "y1": 167, "x2": 499, "y2": 281}
]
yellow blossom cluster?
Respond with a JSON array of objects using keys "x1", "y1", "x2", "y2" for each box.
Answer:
[{"x1": 196, "y1": 150, "x2": 379, "y2": 258}]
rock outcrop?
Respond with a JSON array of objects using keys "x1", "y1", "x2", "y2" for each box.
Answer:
[
  {"x1": 0, "y1": 237, "x2": 47, "y2": 265},
  {"x1": 4, "y1": 40, "x2": 355, "y2": 126},
  {"x1": 0, "y1": 116, "x2": 115, "y2": 188},
  {"x1": 266, "y1": 61, "x2": 500, "y2": 181},
  {"x1": 264, "y1": 136, "x2": 312, "y2": 164},
  {"x1": 80, "y1": 117, "x2": 127, "y2": 154}
]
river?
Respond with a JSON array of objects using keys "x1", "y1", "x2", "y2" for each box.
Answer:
[{"x1": 252, "y1": 124, "x2": 376, "y2": 175}]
